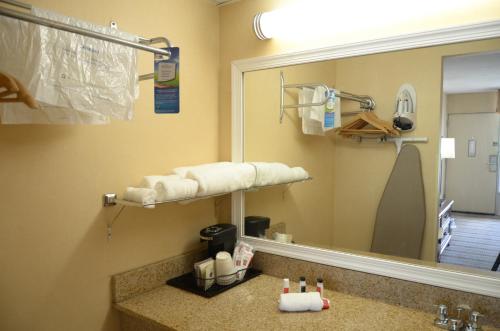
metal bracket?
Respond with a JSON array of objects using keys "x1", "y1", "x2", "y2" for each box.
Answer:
[
  {"x1": 103, "y1": 193, "x2": 117, "y2": 207},
  {"x1": 383, "y1": 136, "x2": 429, "y2": 154},
  {"x1": 138, "y1": 37, "x2": 173, "y2": 81}
]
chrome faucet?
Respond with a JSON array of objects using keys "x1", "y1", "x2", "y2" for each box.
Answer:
[
  {"x1": 434, "y1": 304, "x2": 449, "y2": 329},
  {"x1": 465, "y1": 311, "x2": 483, "y2": 331},
  {"x1": 433, "y1": 304, "x2": 484, "y2": 331},
  {"x1": 448, "y1": 318, "x2": 463, "y2": 331}
]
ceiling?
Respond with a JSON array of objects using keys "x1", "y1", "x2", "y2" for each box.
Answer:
[{"x1": 443, "y1": 50, "x2": 500, "y2": 94}]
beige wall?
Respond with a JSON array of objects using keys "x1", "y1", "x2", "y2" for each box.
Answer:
[
  {"x1": 447, "y1": 92, "x2": 499, "y2": 114},
  {"x1": 0, "y1": 1, "x2": 219, "y2": 331},
  {"x1": 244, "y1": 62, "x2": 337, "y2": 247}
]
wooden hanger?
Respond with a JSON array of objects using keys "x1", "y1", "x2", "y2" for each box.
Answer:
[
  {"x1": 338, "y1": 111, "x2": 399, "y2": 137},
  {"x1": 0, "y1": 71, "x2": 39, "y2": 109}
]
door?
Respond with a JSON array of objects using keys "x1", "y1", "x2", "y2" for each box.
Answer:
[{"x1": 445, "y1": 113, "x2": 499, "y2": 214}]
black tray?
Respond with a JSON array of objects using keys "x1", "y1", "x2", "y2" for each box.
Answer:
[{"x1": 166, "y1": 268, "x2": 262, "y2": 298}]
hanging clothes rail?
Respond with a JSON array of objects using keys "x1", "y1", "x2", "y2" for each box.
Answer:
[
  {"x1": 0, "y1": 0, "x2": 171, "y2": 81},
  {"x1": 280, "y1": 71, "x2": 376, "y2": 123}
]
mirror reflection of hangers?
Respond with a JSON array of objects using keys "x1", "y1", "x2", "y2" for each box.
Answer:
[
  {"x1": 338, "y1": 111, "x2": 400, "y2": 137},
  {"x1": 0, "y1": 71, "x2": 39, "y2": 109}
]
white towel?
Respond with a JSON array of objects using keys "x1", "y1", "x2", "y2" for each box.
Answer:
[
  {"x1": 299, "y1": 87, "x2": 323, "y2": 136},
  {"x1": 123, "y1": 187, "x2": 156, "y2": 208},
  {"x1": 332, "y1": 90, "x2": 342, "y2": 129},
  {"x1": 174, "y1": 162, "x2": 256, "y2": 197},
  {"x1": 140, "y1": 175, "x2": 179, "y2": 189},
  {"x1": 279, "y1": 292, "x2": 324, "y2": 312},
  {"x1": 173, "y1": 162, "x2": 231, "y2": 178},
  {"x1": 310, "y1": 86, "x2": 327, "y2": 122},
  {"x1": 300, "y1": 86, "x2": 326, "y2": 136},
  {"x1": 249, "y1": 162, "x2": 309, "y2": 186},
  {"x1": 155, "y1": 177, "x2": 199, "y2": 201},
  {"x1": 298, "y1": 87, "x2": 314, "y2": 118}
]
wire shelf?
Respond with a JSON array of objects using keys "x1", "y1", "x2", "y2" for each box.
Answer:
[{"x1": 106, "y1": 177, "x2": 313, "y2": 208}]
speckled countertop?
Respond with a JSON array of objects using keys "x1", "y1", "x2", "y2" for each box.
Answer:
[{"x1": 114, "y1": 274, "x2": 499, "y2": 331}]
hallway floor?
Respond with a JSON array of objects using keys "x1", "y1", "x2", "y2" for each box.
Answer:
[{"x1": 440, "y1": 213, "x2": 500, "y2": 271}]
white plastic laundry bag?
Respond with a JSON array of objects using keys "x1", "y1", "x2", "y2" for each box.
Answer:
[{"x1": 0, "y1": 7, "x2": 139, "y2": 124}]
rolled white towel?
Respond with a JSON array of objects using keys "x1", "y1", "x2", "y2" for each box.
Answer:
[
  {"x1": 123, "y1": 187, "x2": 156, "y2": 208},
  {"x1": 154, "y1": 177, "x2": 199, "y2": 202},
  {"x1": 140, "y1": 175, "x2": 181, "y2": 189},
  {"x1": 279, "y1": 292, "x2": 324, "y2": 312},
  {"x1": 291, "y1": 167, "x2": 309, "y2": 181},
  {"x1": 140, "y1": 175, "x2": 199, "y2": 202},
  {"x1": 174, "y1": 162, "x2": 256, "y2": 197},
  {"x1": 249, "y1": 162, "x2": 309, "y2": 186},
  {"x1": 173, "y1": 162, "x2": 232, "y2": 178}
]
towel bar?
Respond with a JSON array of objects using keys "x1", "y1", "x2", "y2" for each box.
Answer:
[
  {"x1": 280, "y1": 71, "x2": 376, "y2": 123},
  {"x1": 0, "y1": 0, "x2": 172, "y2": 81}
]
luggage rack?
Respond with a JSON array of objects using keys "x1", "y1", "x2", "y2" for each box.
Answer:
[{"x1": 0, "y1": 0, "x2": 171, "y2": 81}]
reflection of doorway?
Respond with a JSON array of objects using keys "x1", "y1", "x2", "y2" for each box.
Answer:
[
  {"x1": 439, "y1": 50, "x2": 500, "y2": 271},
  {"x1": 445, "y1": 112, "x2": 499, "y2": 214}
]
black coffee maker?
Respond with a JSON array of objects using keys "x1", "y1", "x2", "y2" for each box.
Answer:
[{"x1": 200, "y1": 224, "x2": 237, "y2": 258}]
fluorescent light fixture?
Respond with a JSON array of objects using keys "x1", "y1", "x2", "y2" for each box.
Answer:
[
  {"x1": 253, "y1": 11, "x2": 282, "y2": 40},
  {"x1": 252, "y1": 0, "x2": 489, "y2": 41},
  {"x1": 441, "y1": 138, "x2": 455, "y2": 159},
  {"x1": 253, "y1": 13, "x2": 268, "y2": 40}
]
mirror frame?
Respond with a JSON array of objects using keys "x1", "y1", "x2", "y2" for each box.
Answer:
[{"x1": 231, "y1": 20, "x2": 500, "y2": 298}]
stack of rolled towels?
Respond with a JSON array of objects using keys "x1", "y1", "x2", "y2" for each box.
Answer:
[{"x1": 123, "y1": 162, "x2": 309, "y2": 206}]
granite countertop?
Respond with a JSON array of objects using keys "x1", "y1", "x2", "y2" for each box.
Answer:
[{"x1": 114, "y1": 274, "x2": 498, "y2": 331}]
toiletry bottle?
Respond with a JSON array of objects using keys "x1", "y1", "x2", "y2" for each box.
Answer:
[
  {"x1": 316, "y1": 278, "x2": 324, "y2": 297},
  {"x1": 324, "y1": 90, "x2": 335, "y2": 129},
  {"x1": 283, "y1": 278, "x2": 290, "y2": 294},
  {"x1": 299, "y1": 276, "x2": 306, "y2": 293}
]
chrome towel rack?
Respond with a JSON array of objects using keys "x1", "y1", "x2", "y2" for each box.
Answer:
[
  {"x1": 0, "y1": 0, "x2": 171, "y2": 81},
  {"x1": 280, "y1": 71, "x2": 376, "y2": 123}
]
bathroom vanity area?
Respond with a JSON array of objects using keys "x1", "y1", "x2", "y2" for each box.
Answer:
[
  {"x1": 111, "y1": 250, "x2": 500, "y2": 331},
  {"x1": 116, "y1": 275, "x2": 450, "y2": 331},
  {"x1": 110, "y1": 19, "x2": 500, "y2": 331}
]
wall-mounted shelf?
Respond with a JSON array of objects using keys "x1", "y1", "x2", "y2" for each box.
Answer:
[
  {"x1": 103, "y1": 177, "x2": 312, "y2": 240},
  {"x1": 349, "y1": 135, "x2": 429, "y2": 154},
  {"x1": 103, "y1": 177, "x2": 313, "y2": 208}
]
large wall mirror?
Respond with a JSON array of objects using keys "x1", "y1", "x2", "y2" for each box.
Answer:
[{"x1": 232, "y1": 23, "x2": 500, "y2": 297}]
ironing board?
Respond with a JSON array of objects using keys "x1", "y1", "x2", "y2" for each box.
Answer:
[{"x1": 371, "y1": 144, "x2": 426, "y2": 259}]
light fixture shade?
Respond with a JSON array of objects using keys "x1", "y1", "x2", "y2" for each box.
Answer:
[
  {"x1": 253, "y1": 12, "x2": 273, "y2": 40},
  {"x1": 441, "y1": 138, "x2": 455, "y2": 159},
  {"x1": 252, "y1": 1, "x2": 485, "y2": 42}
]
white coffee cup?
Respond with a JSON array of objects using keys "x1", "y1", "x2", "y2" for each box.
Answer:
[
  {"x1": 215, "y1": 251, "x2": 236, "y2": 286},
  {"x1": 273, "y1": 232, "x2": 293, "y2": 243}
]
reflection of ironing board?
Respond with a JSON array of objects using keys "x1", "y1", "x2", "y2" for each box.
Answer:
[{"x1": 371, "y1": 144, "x2": 426, "y2": 259}]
